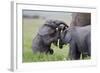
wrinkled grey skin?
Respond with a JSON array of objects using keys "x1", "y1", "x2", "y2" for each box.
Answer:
[
  {"x1": 61, "y1": 25, "x2": 91, "y2": 60},
  {"x1": 32, "y1": 20, "x2": 67, "y2": 54},
  {"x1": 71, "y1": 13, "x2": 91, "y2": 26}
]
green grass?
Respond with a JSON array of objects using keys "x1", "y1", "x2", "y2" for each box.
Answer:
[{"x1": 23, "y1": 44, "x2": 69, "y2": 62}]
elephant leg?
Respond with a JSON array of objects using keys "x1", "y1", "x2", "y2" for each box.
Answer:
[
  {"x1": 68, "y1": 40, "x2": 81, "y2": 60},
  {"x1": 82, "y1": 54, "x2": 88, "y2": 59},
  {"x1": 83, "y1": 34, "x2": 91, "y2": 58},
  {"x1": 74, "y1": 51, "x2": 81, "y2": 60},
  {"x1": 49, "y1": 49, "x2": 54, "y2": 54},
  {"x1": 46, "y1": 48, "x2": 54, "y2": 55}
]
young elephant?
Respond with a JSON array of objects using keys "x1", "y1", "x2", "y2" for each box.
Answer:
[
  {"x1": 32, "y1": 20, "x2": 67, "y2": 54},
  {"x1": 60, "y1": 25, "x2": 91, "y2": 60}
]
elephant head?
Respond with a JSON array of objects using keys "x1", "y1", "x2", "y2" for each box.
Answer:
[
  {"x1": 32, "y1": 20, "x2": 68, "y2": 54},
  {"x1": 59, "y1": 25, "x2": 91, "y2": 60},
  {"x1": 38, "y1": 20, "x2": 68, "y2": 46}
]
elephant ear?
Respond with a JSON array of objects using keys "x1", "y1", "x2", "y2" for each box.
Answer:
[{"x1": 38, "y1": 25, "x2": 55, "y2": 36}]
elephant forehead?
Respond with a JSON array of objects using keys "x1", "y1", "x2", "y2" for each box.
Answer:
[{"x1": 38, "y1": 26, "x2": 55, "y2": 36}]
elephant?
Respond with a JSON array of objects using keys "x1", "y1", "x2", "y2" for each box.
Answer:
[
  {"x1": 70, "y1": 13, "x2": 91, "y2": 26},
  {"x1": 60, "y1": 25, "x2": 91, "y2": 60},
  {"x1": 32, "y1": 20, "x2": 67, "y2": 54}
]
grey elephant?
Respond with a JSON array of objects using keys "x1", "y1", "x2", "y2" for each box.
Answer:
[
  {"x1": 32, "y1": 20, "x2": 67, "y2": 54},
  {"x1": 60, "y1": 25, "x2": 91, "y2": 60},
  {"x1": 71, "y1": 13, "x2": 91, "y2": 26}
]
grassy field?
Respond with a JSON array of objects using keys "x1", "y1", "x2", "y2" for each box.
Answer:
[{"x1": 22, "y1": 18, "x2": 69, "y2": 62}]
